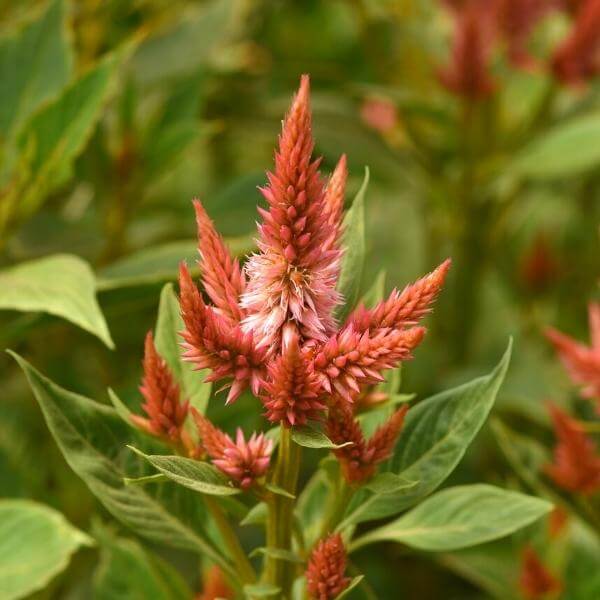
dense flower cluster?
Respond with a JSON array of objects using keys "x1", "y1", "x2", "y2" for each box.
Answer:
[
  {"x1": 306, "y1": 533, "x2": 351, "y2": 600},
  {"x1": 544, "y1": 403, "x2": 600, "y2": 494}
]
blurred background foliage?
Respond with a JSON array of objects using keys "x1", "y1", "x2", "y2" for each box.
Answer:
[{"x1": 0, "y1": 0, "x2": 598, "y2": 598}]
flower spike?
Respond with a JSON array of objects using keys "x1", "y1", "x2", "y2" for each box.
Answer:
[
  {"x1": 306, "y1": 533, "x2": 351, "y2": 600},
  {"x1": 519, "y1": 546, "x2": 562, "y2": 600},
  {"x1": 193, "y1": 199, "x2": 245, "y2": 323},
  {"x1": 192, "y1": 409, "x2": 273, "y2": 489},
  {"x1": 197, "y1": 565, "x2": 233, "y2": 600},
  {"x1": 544, "y1": 403, "x2": 600, "y2": 495},
  {"x1": 179, "y1": 263, "x2": 264, "y2": 404},
  {"x1": 240, "y1": 75, "x2": 343, "y2": 351},
  {"x1": 130, "y1": 332, "x2": 189, "y2": 446}
]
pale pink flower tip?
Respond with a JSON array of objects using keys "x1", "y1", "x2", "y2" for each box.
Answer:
[
  {"x1": 545, "y1": 302, "x2": 600, "y2": 408},
  {"x1": 306, "y1": 533, "x2": 351, "y2": 600},
  {"x1": 131, "y1": 331, "x2": 189, "y2": 444},
  {"x1": 192, "y1": 409, "x2": 273, "y2": 489}
]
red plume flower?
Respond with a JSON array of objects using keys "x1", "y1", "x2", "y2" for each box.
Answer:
[
  {"x1": 196, "y1": 565, "x2": 233, "y2": 600},
  {"x1": 306, "y1": 533, "x2": 351, "y2": 600},
  {"x1": 439, "y1": 4, "x2": 497, "y2": 100},
  {"x1": 545, "y1": 303, "x2": 600, "y2": 409},
  {"x1": 240, "y1": 75, "x2": 344, "y2": 351},
  {"x1": 192, "y1": 409, "x2": 273, "y2": 489},
  {"x1": 544, "y1": 403, "x2": 600, "y2": 495},
  {"x1": 519, "y1": 545, "x2": 562, "y2": 600},
  {"x1": 326, "y1": 404, "x2": 409, "y2": 483},
  {"x1": 131, "y1": 332, "x2": 190, "y2": 447},
  {"x1": 552, "y1": 0, "x2": 600, "y2": 85}
]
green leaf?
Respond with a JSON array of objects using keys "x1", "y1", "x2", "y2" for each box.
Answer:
[
  {"x1": 291, "y1": 426, "x2": 352, "y2": 449},
  {"x1": 249, "y1": 547, "x2": 304, "y2": 564},
  {"x1": 340, "y1": 340, "x2": 512, "y2": 527},
  {"x1": 0, "y1": 499, "x2": 92, "y2": 600},
  {"x1": 336, "y1": 167, "x2": 368, "y2": 320},
  {"x1": 240, "y1": 502, "x2": 268, "y2": 527},
  {"x1": 351, "y1": 484, "x2": 552, "y2": 552},
  {"x1": 0, "y1": 0, "x2": 72, "y2": 142},
  {"x1": 16, "y1": 48, "x2": 123, "y2": 219},
  {"x1": 155, "y1": 283, "x2": 211, "y2": 415},
  {"x1": 107, "y1": 388, "x2": 134, "y2": 424},
  {"x1": 264, "y1": 483, "x2": 296, "y2": 499},
  {"x1": 335, "y1": 575, "x2": 364, "y2": 600},
  {"x1": 127, "y1": 447, "x2": 240, "y2": 496},
  {"x1": 9, "y1": 352, "x2": 233, "y2": 576},
  {"x1": 244, "y1": 583, "x2": 281, "y2": 598},
  {"x1": 94, "y1": 525, "x2": 192, "y2": 600},
  {"x1": 513, "y1": 112, "x2": 600, "y2": 179},
  {"x1": 0, "y1": 254, "x2": 114, "y2": 348},
  {"x1": 363, "y1": 472, "x2": 417, "y2": 495}
]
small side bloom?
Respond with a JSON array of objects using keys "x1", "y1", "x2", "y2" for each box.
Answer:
[
  {"x1": 196, "y1": 565, "x2": 233, "y2": 600},
  {"x1": 131, "y1": 332, "x2": 190, "y2": 446},
  {"x1": 326, "y1": 404, "x2": 408, "y2": 483},
  {"x1": 192, "y1": 409, "x2": 273, "y2": 489},
  {"x1": 519, "y1": 545, "x2": 562, "y2": 600},
  {"x1": 544, "y1": 403, "x2": 600, "y2": 495},
  {"x1": 545, "y1": 302, "x2": 600, "y2": 407},
  {"x1": 306, "y1": 533, "x2": 351, "y2": 600}
]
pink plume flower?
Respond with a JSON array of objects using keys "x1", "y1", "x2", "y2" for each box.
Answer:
[
  {"x1": 240, "y1": 75, "x2": 344, "y2": 351},
  {"x1": 306, "y1": 533, "x2": 351, "y2": 600},
  {"x1": 326, "y1": 404, "x2": 409, "y2": 483},
  {"x1": 193, "y1": 199, "x2": 245, "y2": 323},
  {"x1": 131, "y1": 332, "x2": 190, "y2": 446},
  {"x1": 545, "y1": 303, "x2": 600, "y2": 409},
  {"x1": 544, "y1": 403, "x2": 600, "y2": 495},
  {"x1": 192, "y1": 409, "x2": 273, "y2": 489}
]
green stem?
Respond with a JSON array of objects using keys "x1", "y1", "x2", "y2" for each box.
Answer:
[
  {"x1": 318, "y1": 478, "x2": 352, "y2": 540},
  {"x1": 204, "y1": 496, "x2": 256, "y2": 585}
]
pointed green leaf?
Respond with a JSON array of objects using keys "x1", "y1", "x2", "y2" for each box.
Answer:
[
  {"x1": 336, "y1": 167, "x2": 368, "y2": 320},
  {"x1": 0, "y1": 254, "x2": 113, "y2": 348},
  {"x1": 0, "y1": 0, "x2": 72, "y2": 142},
  {"x1": 264, "y1": 483, "x2": 296, "y2": 499},
  {"x1": 249, "y1": 547, "x2": 304, "y2": 564},
  {"x1": 335, "y1": 575, "x2": 364, "y2": 600},
  {"x1": 363, "y1": 472, "x2": 417, "y2": 495},
  {"x1": 155, "y1": 283, "x2": 211, "y2": 414},
  {"x1": 351, "y1": 484, "x2": 552, "y2": 552},
  {"x1": 340, "y1": 340, "x2": 512, "y2": 526},
  {"x1": 127, "y1": 447, "x2": 240, "y2": 496},
  {"x1": 240, "y1": 502, "x2": 268, "y2": 527},
  {"x1": 0, "y1": 499, "x2": 92, "y2": 600},
  {"x1": 292, "y1": 426, "x2": 352, "y2": 449},
  {"x1": 244, "y1": 583, "x2": 281, "y2": 598},
  {"x1": 107, "y1": 388, "x2": 133, "y2": 424},
  {"x1": 9, "y1": 352, "x2": 233, "y2": 577}
]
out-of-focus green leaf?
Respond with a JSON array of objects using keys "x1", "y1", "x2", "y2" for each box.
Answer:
[
  {"x1": 0, "y1": 499, "x2": 92, "y2": 600},
  {"x1": 360, "y1": 269, "x2": 386, "y2": 308},
  {"x1": 336, "y1": 167, "x2": 368, "y2": 320},
  {"x1": 127, "y1": 447, "x2": 240, "y2": 496},
  {"x1": 155, "y1": 283, "x2": 211, "y2": 415},
  {"x1": 243, "y1": 583, "x2": 281, "y2": 598},
  {"x1": 0, "y1": 0, "x2": 72, "y2": 143},
  {"x1": 351, "y1": 484, "x2": 552, "y2": 552},
  {"x1": 9, "y1": 353, "x2": 233, "y2": 577},
  {"x1": 240, "y1": 502, "x2": 268, "y2": 527},
  {"x1": 0, "y1": 254, "x2": 113, "y2": 348},
  {"x1": 94, "y1": 525, "x2": 192, "y2": 600},
  {"x1": 513, "y1": 112, "x2": 600, "y2": 179},
  {"x1": 335, "y1": 575, "x2": 364, "y2": 599},
  {"x1": 339, "y1": 340, "x2": 512, "y2": 527}
]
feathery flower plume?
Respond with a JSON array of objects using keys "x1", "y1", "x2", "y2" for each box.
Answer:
[
  {"x1": 196, "y1": 565, "x2": 233, "y2": 600},
  {"x1": 519, "y1": 546, "x2": 562, "y2": 600},
  {"x1": 544, "y1": 403, "x2": 600, "y2": 495},
  {"x1": 192, "y1": 409, "x2": 273, "y2": 489},
  {"x1": 552, "y1": 0, "x2": 600, "y2": 85},
  {"x1": 326, "y1": 404, "x2": 409, "y2": 483},
  {"x1": 306, "y1": 533, "x2": 351, "y2": 600},
  {"x1": 323, "y1": 154, "x2": 347, "y2": 244},
  {"x1": 193, "y1": 199, "x2": 245, "y2": 323},
  {"x1": 131, "y1": 332, "x2": 190, "y2": 447},
  {"x1": 179, "y1": 263, "x2": 264, "y2": 404},
  {"x1": 261, "y1": 324, "x2": 326, "y2": 427},
  {"x1": 240, "y1": 75, "x2": 343, "y2": 350},
  {"x1": 439, "y1": 4, "x2": 497, "y2": 99},
  {"x1": 545, "y1": 303, "x2": 600, "y2": 407}
]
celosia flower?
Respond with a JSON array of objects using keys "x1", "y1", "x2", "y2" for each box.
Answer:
[
  {"x1": 326, "y1": 404, "x2": 409, "y2": 483},
  {"x1": 519, "y1": 234, "x2": 559, "y2": 293},
  {"x1": 360, "y1": 97, "x2": 398, "y2": 133},
  {"x1": 179, "y1": 75, "x2": 448, "y2": 425},
  {"x1": 192, "y1": 409, "x2": 273, "y2": 489},
  {"x1": 544, "y1": 403, "x2": 600, "y2": 494},
  {"x1": 519, "y1": 545, "x2": 562, "y2": 600},
  {"x1": 196, "y1": 565, "x2": 233, "y2": 600},
  {"x1": 131, "y1": 332, "x2": 190, "y2": 447},
  {"x1": 306, "y1": 533, "x2": 351, "y2": 600},
  {"x1": 545, "y1": 303, "x2": 600, "y2": 407},
  {"x1": 552, "y1": 0, "x2": 600, "y2": 85},
  {"x1": 438, "y1": 4, "x2": 497, "y2": 99}
]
